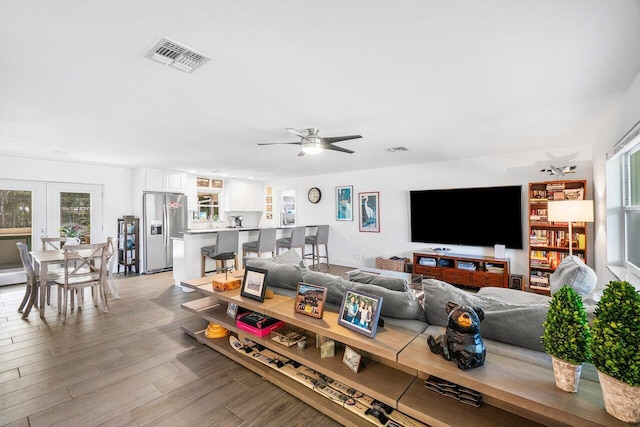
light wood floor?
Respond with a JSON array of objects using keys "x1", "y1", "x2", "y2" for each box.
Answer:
[{"x1": 0, "y1": 264, "x2": 351, "y2": 427}]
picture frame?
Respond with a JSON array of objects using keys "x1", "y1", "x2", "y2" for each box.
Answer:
[
  {"x1": 266, "y1": 186, "x2": 272, "y2": 196},
  {"x1": 226, "y1": 302, "x2": 238, "y2": 319},
  {"x1": 294, "y1": 282, "x2": 328, "y2": 319},
  {"x1": 343, "y1": 345, "x2": 362, "y2": 373},
  {"x1": 266, "y1": 213, "x2": 273, "y2": 220},
  {"x1": 266, "y1": 205, "x2": 273, "y2": 212},
  {"x1": 240, "y1": 266, "x2": 269, "y2": 302},
  {"x1": 338, "y1": 289, "x2": 383, "y2": 338},
  {"x1": 359, "y1": 191, "x2": 380, "y2": 232},
  {"x1": 336, "y1": 185, "x2": 353, "y2": 221},
  {"x1": 266, "y1": 196, "x2": 273, "y2": 204}
]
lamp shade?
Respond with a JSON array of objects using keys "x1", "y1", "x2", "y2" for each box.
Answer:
[{"x1": 547, "y1": 200, "x2": 594, "y2": 223}]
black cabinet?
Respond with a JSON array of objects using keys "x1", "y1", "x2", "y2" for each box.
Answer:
[{"x1": 117, "y1": 216, "x2": 139, "y2": 274}]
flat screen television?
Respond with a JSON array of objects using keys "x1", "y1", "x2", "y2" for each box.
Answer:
[{"x1": 410, "y1": 185, "x2": 523, "y2": 249}]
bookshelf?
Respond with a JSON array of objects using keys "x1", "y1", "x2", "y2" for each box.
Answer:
[
  {"x1": 528, "y1": 180, "x2": 587, "y2": 294},
  {"x1": 117, "y1": 216, "x2": 139, "y2": 274}
]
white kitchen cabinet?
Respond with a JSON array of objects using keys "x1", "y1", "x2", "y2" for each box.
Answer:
[
  {"x1": 226, "y1": 179, "x2": 263, "y2": 211},
  {"x1": 143, "y1": 168, "x2": 186, "y2": 193}
]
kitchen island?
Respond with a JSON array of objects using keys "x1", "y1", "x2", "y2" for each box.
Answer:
[{"x1": 172, "y1": 225, "x2": 325, "y2": 288}]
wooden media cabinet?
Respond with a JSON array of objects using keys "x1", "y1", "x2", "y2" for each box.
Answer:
[{"x1": 413, "y1": 252, "x2": 510, "y2": 288}]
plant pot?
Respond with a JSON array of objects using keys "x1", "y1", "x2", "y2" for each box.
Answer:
[
  {"x1": 597, "y1": 371, "x2": 640, "y2": 424},
  {"x1": 551, "y1": 356, "x2": 582, "y2": 393}
]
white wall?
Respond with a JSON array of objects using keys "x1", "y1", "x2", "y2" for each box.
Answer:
[
  {"x1": 265, "y1": 147, "x2": 594, "y2": 278},
  {"x1": 0, "y1": 155, "x2": 133, "y2": 242}
]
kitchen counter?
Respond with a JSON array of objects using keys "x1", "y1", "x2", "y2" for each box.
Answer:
[{"x1": 172, "y1": 225, "x2": 326, "y2": 289}]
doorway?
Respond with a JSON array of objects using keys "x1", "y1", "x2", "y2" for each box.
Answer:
[{"x1": 280, "y1": 190, "x2": 296, "y2": 226}]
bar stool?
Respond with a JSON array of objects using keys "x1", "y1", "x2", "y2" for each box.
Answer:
[
  {"x1": 275, "y1": 226, "x2": 306, "y2": 257},
  {"x1": 242, "y1": 228, "x2": 277, "y2": 266},
  {"x1": 304, "y1": 225, "x2": 329, "y2": 267},
  {"x1": 201, "y1": 229, "x2": 239, "y2": 277}
]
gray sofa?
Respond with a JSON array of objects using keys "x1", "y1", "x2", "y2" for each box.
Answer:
[{"x1": 245, "y1": 250, "x2": 600, "y2": 380}]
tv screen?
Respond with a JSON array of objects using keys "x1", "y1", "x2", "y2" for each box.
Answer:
[{"x1": 410, "y1": 185, "x2": 523, "y2": 249}]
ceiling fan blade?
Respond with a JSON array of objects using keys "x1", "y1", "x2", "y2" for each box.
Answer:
[
  {"x1": 285, "y1": 128, "x2": 311, "y2": 141},
  {"x1": 297, "y1": 150, "x2": 305, "y2": 157},
  {"x1": 321, "y1": 135, "x2": 362, "y2": 144},
  {"x1": 323, "y1": 144, "x2": 354, "y2": 154},
  {"x1": 257, "y1": 142, "x2": 302, "y2": 146}
]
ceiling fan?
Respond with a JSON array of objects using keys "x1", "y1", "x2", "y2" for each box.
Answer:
[{"x1": 258, "y1": 128, "x2": 362, "y2": 156}]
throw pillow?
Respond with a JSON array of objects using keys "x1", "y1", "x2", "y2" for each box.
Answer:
[
  {"x1": 347, "y1": 271, "x2": 409, "y2": 292},
  {"x1": 549, "y1": 255, "x2": 597, "y2": 297}
]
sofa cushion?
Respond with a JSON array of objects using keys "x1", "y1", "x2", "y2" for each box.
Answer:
[
  {"x1": 347, "y1": 271, "x2": 409, "y2": 292},
  {"x1": 244, "y1": 258, "x2": 305, "y2": 290},
  {"x1": 549, "y1": 255, "x2": 597, "y2": 297},
  {"x1": 301, "y1": 270, "x2": 426, "y2": 321},
  {"x1": 422, "y1": 279, "x2": 549, "y2": 352}
]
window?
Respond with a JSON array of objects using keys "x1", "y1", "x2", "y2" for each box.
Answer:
[
  {"x1": 624, "y1": 145, "x2": 640, "y2": 275},
  {"x1": 607, "y1": 125, "x2": 640, "y2": 285},
  {"x1": 197, "y1": 193, "x2": 220, "y2": 221}
]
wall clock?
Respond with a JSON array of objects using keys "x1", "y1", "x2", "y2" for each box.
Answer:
[{"x1": 308, "y1": 187, "x2": 322, "y2": 204}]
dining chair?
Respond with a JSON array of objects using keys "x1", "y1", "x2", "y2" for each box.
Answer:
[
  {"x1": 41, "y1": 237, "x2": 67, "y2": 251},
  {"x1": 201, "y1": 229, "x2": 239, "y2": 276},
  {"x1": 104, "y1": 236, "x2": 119, "y2": 299},
  {"x1": 304, "y1": 225, "x2": 330, "y2": 267},
  {"x1": 16, "y1": 241, "x2": 61, "y2": 313},
  {"x1": 242, "y1": 228, "x2": 277, "y2": 266},
  {"x1": 275, "y1": 226, "x2": 306, "y2": 257},
  {"x1": 54, "y1": 242, "x2": 109, "y2": 322}
]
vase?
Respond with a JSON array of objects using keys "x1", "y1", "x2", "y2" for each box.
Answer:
[
  {"x1": 597, "y1": 371, "x2": 640, "y2": 424},
  {"x1": 64, "y1": 237, "x2": 80, "y2": 246},
  {"x1": 551, "y1": 356, "x2": 582, "y2": 393}
]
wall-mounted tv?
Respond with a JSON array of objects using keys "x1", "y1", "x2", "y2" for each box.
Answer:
[{"x1": 410, "y1": 185, "x2": 523, "y2": 249}]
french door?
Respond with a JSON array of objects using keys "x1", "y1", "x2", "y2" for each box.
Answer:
[{"x1": 0, "y1": 180, "x2": 102, "y2": 285}]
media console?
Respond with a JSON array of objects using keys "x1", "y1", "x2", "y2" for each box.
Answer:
[
  {"x1": 413, "y1": 252, "x2": 510, "y2": 288},
  {"x1": 180, "y1": 273, "x2": 624, "y2": 427}
]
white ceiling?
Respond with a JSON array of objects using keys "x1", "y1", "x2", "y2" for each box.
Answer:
[{"x1": 1, "y1": 1, "x2": 640, "y2": 179}]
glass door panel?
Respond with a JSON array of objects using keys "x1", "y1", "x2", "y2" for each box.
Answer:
[{"x1": 47, "y1": 183, "x2": 103, "y2": 245}]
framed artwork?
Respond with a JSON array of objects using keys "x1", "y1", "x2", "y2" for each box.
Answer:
[
  {"x1": 338, "y1": 289, "x2": 383, "y2": 338},
  {"x1": 266, "y1": 205, "x2": 273, "y2": 212},
  {"x1": 336, "y1": 185, "x2": 353, "y2": 221},
  {"x1": 266, "y1": 186, "x2": 272, "y2": 195},
  {"x1": 266, "y1": 213, "x2": 273, "y2": 220},
  {"x1": 343, "y1": 346, "x2": 362, "y2": 373},
  {"x1": 294, "y1": 283, "x2": 328, "y2": 319},
  {"x1": 241, "y1": 266, "x2": 269, "y2": 302},
  {"x1": 226, "y1": 302, "x2": 238, "y2": 319},
  {"x1": 359, "y1": 192, "x2": 380, "y2": 232},
  {"x1": 266, "y1": 196, "x2": 273, "y2": 204}
]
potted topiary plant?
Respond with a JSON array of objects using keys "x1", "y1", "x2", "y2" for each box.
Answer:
[
  {"x1": 541, "y1": 285, "x2": 591, "y2": 392},
  {"x1": 591, "y1": 280, "x2": 640, "y2": 423}
]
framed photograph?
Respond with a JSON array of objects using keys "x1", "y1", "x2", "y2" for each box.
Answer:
[
  {"x1": 266, "y1": 196, "x2": 273, "y2": 204},
  {"x1": 343, "y1": 345, "x2": 362, "y2": 373},
  {"x1": 266, "y1": 205, "x2": 273, "y2": 212},
  {"x1": 226, "y1": 302, "x2": 238, "y2": 319},
  {"x1": 359, "y1": 192, "x2": 380, "y2": 232},
  {"x1": 266, "y1": 213, "x2": 273, "y2": 220},
  {"x1": 336, "y1": 185, "x2": 353, "y2": 221},
  {"x1": 241, "y1": 266, "x2": 269, "y2": 302},
  {"x1": 294, "y1": 283, "x2": 328, "y2": 319},
  {"x1": 338, "y1": 289, "x2": 383, "y2": 338},
  {"x1": 266, "y1": 186, "x2": 272, "y2": 196}
]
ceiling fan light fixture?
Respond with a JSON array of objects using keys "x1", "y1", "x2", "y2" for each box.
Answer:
[{"x1": 301, "y1": 141, "x2": 323, "y2": 155}]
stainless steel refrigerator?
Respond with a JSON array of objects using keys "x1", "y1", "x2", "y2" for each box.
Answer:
[{"x1": 143, "y1": 192, "x2": 188, "y2": 273}]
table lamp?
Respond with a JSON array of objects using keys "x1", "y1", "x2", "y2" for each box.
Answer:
[{"x1": 547, "y1": 200, "x2": 594, "y2": 256}]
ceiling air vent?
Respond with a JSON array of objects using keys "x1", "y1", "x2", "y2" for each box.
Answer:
[
  {"x1": 145, "y1": 37, "x2": 211, "y2": 73},
  {"x1": 385, "y1": 146, "x2": 409, "y2": 152}
]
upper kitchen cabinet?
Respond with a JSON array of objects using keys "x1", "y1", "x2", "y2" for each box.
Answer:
[
  {"x1": 225, "y1": 179, "x2": 263, "y2": 211},
  {"x1": 139, "y1": 168, "x2": 186, "y2": 193}
]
